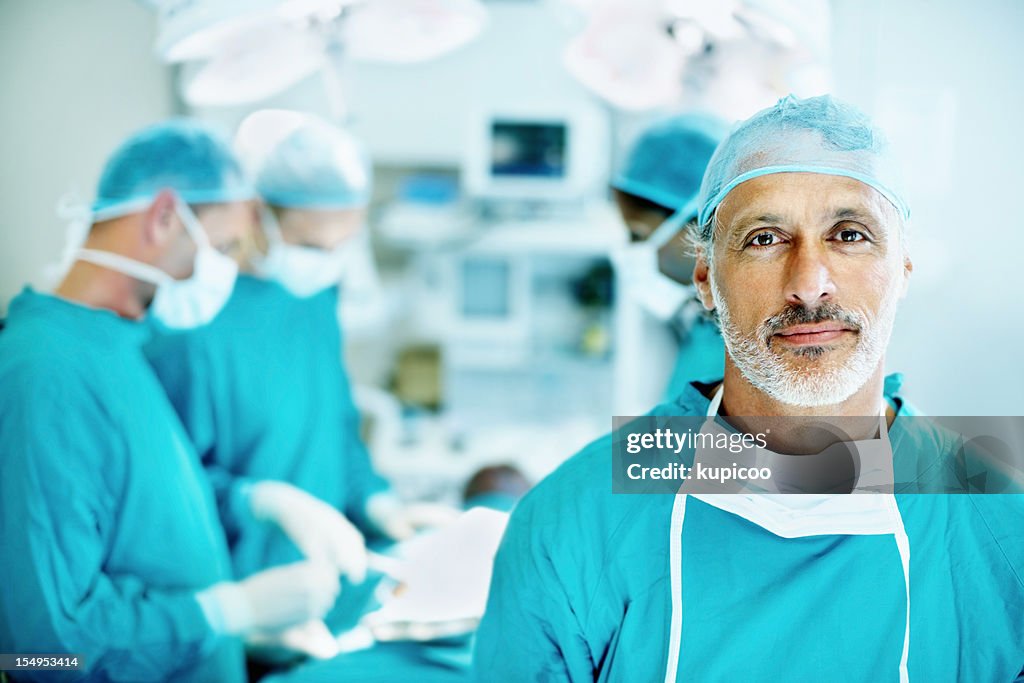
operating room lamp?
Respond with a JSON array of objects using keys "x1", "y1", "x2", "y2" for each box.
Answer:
[
  {"x1": 559, "y1": 0, "x2": 831, "y2": 113},
  {"x1": 152, "y1": 0, "x2": 488, "y2": 110}
]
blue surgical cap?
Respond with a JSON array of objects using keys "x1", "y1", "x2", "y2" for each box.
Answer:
[
  {"x1": 92, "y1": 119, "x2": 254, "y2": 220},
  {"x1": 612, "y1": 113, "x2": 728, "y2": 220},
  {"x1": 695, "y1": 94, "x2": 909, "y2": 234},
  {"x1": 237, "y1": 110, "x2": 372, "y2": 210}
]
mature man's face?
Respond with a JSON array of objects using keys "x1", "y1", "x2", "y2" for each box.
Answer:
[{"x1": 696, "y1": 173, "x2": 912, "y2": 407}]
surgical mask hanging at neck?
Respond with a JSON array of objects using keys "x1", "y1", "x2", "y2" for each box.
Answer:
[
  {"x1": 699, "y1": 384, "x2": 895, "y2": 497},
  {"x1": 612, "y1": 206, "x2": 694, "y2": 322},
  {"x1": 255, "y1": 207, "x2": 355, "y2": 298},
  {"x1": 662, "y1": 384, "x2": 911, "y2": 683},
  {"x1": 75, "y1": 199, "x2": 238, "y2": 329}
]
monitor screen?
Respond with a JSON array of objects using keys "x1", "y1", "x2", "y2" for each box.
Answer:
[
  {"x1": 490, "y1": 121, "x2": 567, "y2": 179},
  {"x1": 461, "y1": 258, "x2": 511, "y2": 318}
]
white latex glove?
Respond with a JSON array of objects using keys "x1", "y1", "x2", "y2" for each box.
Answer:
[
  {"x1": 365, "y1": 493, "x2": 461, "y2": 541},
  {"x1": 197, "y1": 561, "x2": 340, "y2": 635},
  {"x1": 246, "y1": 619, "x2": 342, "y2": 660},
  {"x1": 249, "y1": 480, "x2": 368, "y2": 582}
]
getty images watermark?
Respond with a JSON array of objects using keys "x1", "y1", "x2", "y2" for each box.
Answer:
[
  {"x1": 624, "y1": 427, "x2": 772, "y2": 484},
  {"x1": 611, "y1": 415, "x2": 1024, "y2": 495}
]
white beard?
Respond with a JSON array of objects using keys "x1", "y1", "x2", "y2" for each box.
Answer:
[{"x1": 710, "y1": 273, "x2": 899, "y2": 408}]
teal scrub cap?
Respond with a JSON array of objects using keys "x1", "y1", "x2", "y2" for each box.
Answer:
[
  {"x1": 237, "y1": 109, "x2": 372, "y2": 210},
  {"x1": 695, "y1": 94, "x2": 909, "y2": 237},
  {"x1": 612, "y1": 112, "x2": 727, "y2": 221},
  {"x1": 92, "y1": 118, "x2": 254, "y2": 221}
]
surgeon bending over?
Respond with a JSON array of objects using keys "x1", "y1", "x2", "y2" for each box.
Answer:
[
  {"x1": 0, "y1": 121, "x2": 345, "y2": 682},
  {"x1": 145, "y1": 111, "x2": 453, "y2": 623}
]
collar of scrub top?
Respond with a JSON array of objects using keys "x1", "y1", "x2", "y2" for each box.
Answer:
[
  {"x1": 15, "y1": 287, "x2": 153, "y2": 347},
  {"x1": 701, "y1": 382, "x2": 895, "y2": 503}
]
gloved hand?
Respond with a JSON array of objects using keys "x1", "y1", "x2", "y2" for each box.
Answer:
[
  {"x1": 197, "y1": 561, "x2": 340, "y2": 636},
  {"x1": 365, "y1": 493, "x2": 461, "y2": 541},
  {"x1": 249, "y1": 480, "x2": 367, "y2": 582},
  {"x1": 246, "y1": 619, "x2": 342, "y2": 660}
]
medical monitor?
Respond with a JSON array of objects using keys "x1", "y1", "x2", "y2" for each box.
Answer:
[
  {"x1": 490, "y1": 121, "x2": 567, "y2": 179},
  {"x1": 463, "y1": 104, "x2": 609, "y2": 204}
]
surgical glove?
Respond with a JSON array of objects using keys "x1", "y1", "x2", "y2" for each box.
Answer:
[
  {"x1": 197, "y1": 561, "x2": 340, "y2": 636},
  {"x1": 365, "y1": 493, "x2": 461, "y2": 541},
  {"x1": 246, "y1": 619, "x2": 342, "y2": 660},
  {"x1": 249, "y1": 480, "x2": 368, "y2": 582}
]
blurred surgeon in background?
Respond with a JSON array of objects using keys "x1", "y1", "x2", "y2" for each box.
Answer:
[
  {"x1": 612, "y1": 113, "x2": 727, "y2": 400},
  {"x1": 0, "y1": 120, "x2": 344, "y2": 682},
  {"x1": 145, "y1": 111, "x2": 455, "y2": 660}
]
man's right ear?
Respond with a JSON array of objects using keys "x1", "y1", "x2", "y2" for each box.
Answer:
[
  {"x1": 142, "y1": 190, "x2": 179, "y2": 247},
  {"x1": 692, "y1": 249, "x2": 716, "y2": 311}
]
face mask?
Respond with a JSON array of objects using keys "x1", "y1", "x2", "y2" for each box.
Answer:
[
  {"x1": 255, "y1": 208, "x2": 354, "y2": 298},
  {"x1": 76, "y1": 200, "x2": 238, "y2": 330},
  {"x1": 694, "y1": 385, "x2": 897, "y2": 497},
  {"x1": 612, "y1": 208, "x2": 692, "y2": 322}
]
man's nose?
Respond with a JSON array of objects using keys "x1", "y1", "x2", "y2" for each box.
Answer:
[{"x1": 784, "y1": 243, "x2": 836, "y2": 306}]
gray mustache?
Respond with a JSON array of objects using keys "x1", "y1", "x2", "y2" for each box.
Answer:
[{"x1": 762, "y1": 303, "x2": 863, "y2": 338}]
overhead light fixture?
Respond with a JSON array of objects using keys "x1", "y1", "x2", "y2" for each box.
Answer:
[
  {"x1": 560, "y1": 0, "x2": 831, "y2": 113},
  {"x1": 156, "y1": 0, "x2": 282, "y2": 62},
  {"x1": 562, "y1": 1, "x2": 684, "y2": 111},
  {"x1": 182, "y1": 23, "x2": 326, "y2": 106},
  {"x1": 152, "y1": 0, "x2": 488, "y2": 107},
  {"x1": 343, "y1": 0, "x2": 487, "y2": 64}
]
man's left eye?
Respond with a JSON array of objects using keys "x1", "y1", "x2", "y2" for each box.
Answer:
[{"x1": 837, "y1": 229, "x2": 865, "y2": 242}]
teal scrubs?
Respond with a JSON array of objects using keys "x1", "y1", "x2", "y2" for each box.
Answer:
[
  {"x1": 145, "y1": 274, "x2": 389, "y2": 580},
  {"x1": 264, "y1": 641, "x2": 471, "y2": 683},
  {"x1": 0, "y1": 289, "x2": 243, "y2": 683},
  {"x1": 663, "y1": 316, "x2": 724, "y2": 400},
  {"x1": 474, "y1": 376, "x2": 1024, "y2": 682}
]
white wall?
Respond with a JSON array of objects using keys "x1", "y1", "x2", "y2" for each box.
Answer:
[
  {"x1": 0, "y1": 0, "x2": 175, "y2": 315},
  {"x1": 830, "y1": 0, "x2": 1024, "y2": 415}
]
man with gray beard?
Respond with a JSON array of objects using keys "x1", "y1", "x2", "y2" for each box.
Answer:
[{"x1": 473, "y1": 95, "x2": 1024, "y2": 682}]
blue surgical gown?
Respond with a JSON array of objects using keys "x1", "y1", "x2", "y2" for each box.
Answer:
[
  {"x1": 0, "y1": 289, "x2": 243, "y2": 682},
  {"x1": 474, "y1": 376, "x2": 1024, "y2": 682},
  {"x1": 663, "y1": 316, "x2": 724, "y2": 402},
  {"x1": 144, "y1": 274, "x2": 389, "y2": 580}
]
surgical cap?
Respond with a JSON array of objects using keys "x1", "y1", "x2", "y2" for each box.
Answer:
[
  {"x1": 695, "y1": 94, "x2": 909, "y2": 236},
  {"x1": 236, "y1": 110, "x2": 372, "y2": 210},
  {"x1": 92, "y1": 119, "x2": 254, "y2": 221},
  {"x1": 612, "y1": 113, "x2": 728, "y2": 219}
]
